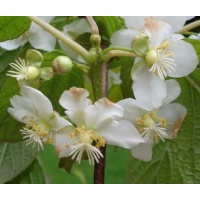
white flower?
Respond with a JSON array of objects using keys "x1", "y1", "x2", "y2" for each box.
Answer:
[
  {"x1": 7, "y1": 58, "x2": 40, "y2": 81},
  {"x1": 110, "y1": 16, "x2": 193, "y2": 48},
  {"x1": 130, "y1": 18, "x2": 198, "y2": 110},
  {"x1": 117, "y1": 79, "x2": 187, "y2": 161},
  {"x1": 59, "y1": 18, "x2": 91, "y2": 61},
  {"x1": 55, "y1": 87, "x2": 144, "y2": 165},
  {"x1": 0, "y1": 17, "x2": 56, "y2": 51},
  {"x1": 8, "y1": 86, "x2": 71, "y2": 150},
  {"x1": 189, "y1": 33, "x2": 200, "y2": 40}
]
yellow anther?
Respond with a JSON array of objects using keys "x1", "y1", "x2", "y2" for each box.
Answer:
[{"x1": 158, "y1": 41, "x2": 170, "y2": 50}]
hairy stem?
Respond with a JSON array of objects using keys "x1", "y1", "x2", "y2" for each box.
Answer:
[
  {"x1": 103, "y1": 50, "x2": 137, "y2": 62},
  {"x1": 86, "y1": 16, "x2": 99, "y2": 34},
  {"x1": 178, "y1": 20, "x2": 200, "y2": 34},
  {"x1": 27, "y1": 16, "x2": 94, "y2": 63}
]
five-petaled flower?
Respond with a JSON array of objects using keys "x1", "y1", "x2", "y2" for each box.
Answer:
[
  {"x1": 8, "y1": 86, "x2": 70, "y2": 150},
  {"x1": 118, "y1": 79, "x2": 187, "y2": 161},
  {"x1": 55, "y1": 87, "x2": 144, "y2": 165}
]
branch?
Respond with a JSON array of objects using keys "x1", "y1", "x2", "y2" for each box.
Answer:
[
  {"x1": 27, "y1": 16, "x2": 94, "y2": 64},
  {"x1": 86, "y1": 16, "x2": 99, "y2": 34},
  {"x1": 178, "y1": 20, "x2": 200, "y2": 34}
]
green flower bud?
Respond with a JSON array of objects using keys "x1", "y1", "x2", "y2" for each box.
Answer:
[
  {"x1": 131, "y1": 36, "x2": 149, "y2": 57},
  {"x1": 52, "y1": 56, "x2": 73, "y2": 74},
  {"x1": 26, "y1": 49, "x2": 43, "y2": 67},
  {"x1": 145, "y1": 50, "x2": 157, "y2": 66},
  {"x1": 40, "y1": 67, "x2": 53, "y2": 80},
  {"x1": 26, "y1": 66, "x2": 40, "y2": 80}
]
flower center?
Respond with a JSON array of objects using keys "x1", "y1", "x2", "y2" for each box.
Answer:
[
  {"x1": 69, "y1": 125, "x2": 105, "y2": 148},
  {"x1": 136, "y1": 112, "x2": 168, "y2": 143},
  {"x1": 145, "y1": 41, "x2": 176, "y2": 80}
]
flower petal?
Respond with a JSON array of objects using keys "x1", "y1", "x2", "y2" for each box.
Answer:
[
  {"x1": 167, "y1": 40, "x2": 198, "y2": 77},
  {"x1": 84, "y1": 98, "x2": 123, "y2": 130},
  {"x1": 98, "y1": 120, "x2": 144, "y2": 149},
  {"x1": 49, "y1": 115, "x2": 72, "y2": 131},
  {"x1": 117, "y1": 98, "x2": 144, "y2": 124},
  {"x1": 162, "y1": 79, "x2": 181, "y2": 105},
  {"x1": 155, "y1": 16, "x2": 192, "y2": 32},
  {"x1": 0, "y1": 36, "x2": 27, "y2": 50},
  {"x1": 20, "y1": 86, "x2": 53, "y2": 119},
  {"x1": 157, "y1": 103, "x2": 187, "y2": 139},
  {"x1": 132, "y1": 63, "x2": 167, "y2": 111},
  {"x1": 121, "y1": 16, "x2": 146, "y2": 30},
  {"x1": 110, "y1": 29, "x2": 139, "y2": 48},
  {"x1": 59, "y1": 87, "x2": 92, "y2": 113},
  {"x1": 54, "y1": 127, "x2": 74, "y2": 158},
  {"x1": 131, "y1": 142, "x2": 153, "y2": 161},
  {"x1": 29, "y1": 24, "x2": 56, "y2": 51}
]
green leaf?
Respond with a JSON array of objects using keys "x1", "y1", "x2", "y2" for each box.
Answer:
[
  {"x1": 94, "y1": 17, "x2": 122, "y2": 39},
  {"x1": 0, "y1": 142, "x2": 39, "y2": 183},
  {"x1": 7, "y1": 159, "x2": 45, "y2": 184},
  {"x1": 40, "y1": 67, "x2": 84, "y2": 114},
  {"x1": 127, "y1": 142, "x2": 183, "y2": 183},
  {"x1": 0, "y1": 17, "x2": 31, "y2": 42},
  {"x1": 0, "y1": 47, "x2": 30, "y2": 142},
  {"x1": 170, "y1": 70, "x2": 200, "y2": 183}
]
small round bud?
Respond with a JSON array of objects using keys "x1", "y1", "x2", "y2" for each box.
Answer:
[
  {"x1": 26, "y1": 66, "x2": 40, "y2": 80},
  {"x1": 26, "y1": 49, "x2": 43, "y2": 67},
  {"x1": 52, "y1": 56, "x2": 73, "y2": 74},
  {"x1": 90, "y1": 34, "x2": 101, "y2": 44},
  {"x1": 145, "y1": 50, "x2": 157, "y2": 66}
]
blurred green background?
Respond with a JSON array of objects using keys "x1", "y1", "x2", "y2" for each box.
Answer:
[{"x1": 38, "y1": 144, "x2": 129, "y2": 184}]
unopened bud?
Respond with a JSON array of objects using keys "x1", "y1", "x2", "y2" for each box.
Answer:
[
  {"x1": 52, "y1": 56, "x2": 73, "y2": 74},
  {"x1": 26, "y1": 66, "x2": 40, "y2": 80},
  {"x1": 145, "y1": 50, "x2": 157, "y2": 66}
]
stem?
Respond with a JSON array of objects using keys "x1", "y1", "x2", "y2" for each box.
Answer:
[
  {"x1": 86, "y1": 16, "x2": 99, "y2": 34},
  {"x1": 27, "y1": 16, "x2": 94, "y2": 64},
  {"x1": 101, "y1": 46, "x2": 134, "y2": 54},
  {"x1": 178, "y1": 20, "x2": 200, "y2": 34},
  {"x1": 103, "y1": 50, "x2": 137, "y2": 62}
]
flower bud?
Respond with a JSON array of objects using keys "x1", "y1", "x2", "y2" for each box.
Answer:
[
  {"x1": 52, "y1": 56, "x2": 73, "y2": 74},
  {"x1": 26, "y1": 49, "x2": 43, "y2": 67},
  {"x1": 145, "y1": 50, "x2": 157, "y2": 66},
  {"x1": 40, "y1": 67, "x2": 53, "y2": 80},
  {"x1": 26, "y1": 66, "x2": 40, "y2": 80}
]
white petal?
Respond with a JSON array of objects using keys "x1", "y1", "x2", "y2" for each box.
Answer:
[
  {"x1": 8, "y1": 107, "x2": 36, "y2": 124},
  {"x1": 155, "y1": 16, "x2": 188, "y2": 32},
  {"x1": 168, "y1": 40, "x2": 198, "y2": 77},
  {"x1": 84, "y1": 98, "x2": 123, "y2": 130},
  {"x1": 117, "y1": 98, "x2": 144, "y2": 123},
  {"x1": 28, "y1": 26, "x2": 56, "y2": 51},
  {"x1": 132, "y1": 64, "x2": 167, "y2": 111},
  {"x1": 59, "y1": 87, "x2": 92, "y2": 114},
  {"x1": 121, "y1": 16, "x2": 146, "y2": 30},
  {"x1": 110, "y1": 29, "x2": 139, "y2": 48},
  {"x1": 54, "y1": 128, "x2": 73, "y2": 158},
  {"x1": 98, "y1": 120, "x2": 144, "y2": 149},
  {"x1": 157, "y1": 103, "x2": 187, "y2": 139},
  {"x1": 162, "y1": 79, "x2": 181, "y2": 105},
  {"x1": 63, "y1": 18, "x2": 91, "y2": 36},
  {"x1": 144, "y1": 18, "x2": 172, "y2": 49},
  {"x1": 0, "y1": 36, "x2": 27, "y2": 50},
  {"x1": 131, "y1": 142, "x2": 153, "y2": 161},
  {"x1": 20, "y1": 86, "x2": 53, "y2": 119},
  {"x1": 49, "y1": 115, "x2": 72, "y2": 131}
]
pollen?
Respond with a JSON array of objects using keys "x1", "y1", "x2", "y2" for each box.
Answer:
[
  {"x1": 69, "y1": 125, "x2": 105, "y2": 148},
  {"x1": 136, "y1": 112, "x2": 167, "y2": 143}
]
